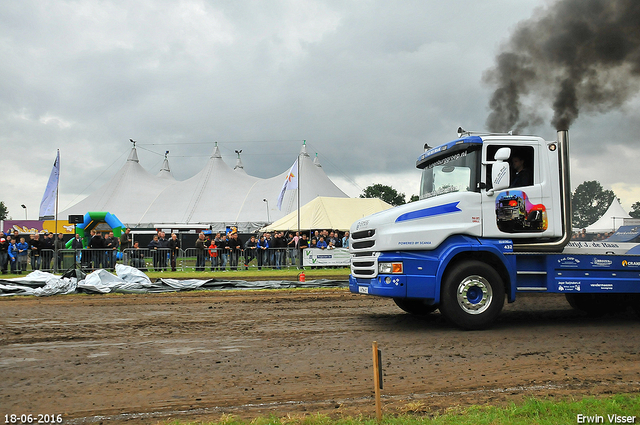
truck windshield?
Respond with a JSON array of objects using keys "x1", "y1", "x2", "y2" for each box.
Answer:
[{"x1": 420, "y1": 149, "x2": 479, "y2": 199}]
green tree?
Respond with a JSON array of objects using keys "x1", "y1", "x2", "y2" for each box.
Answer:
[
  {"x1": 360, "y1": 184, "x2": 406, "y2": 206},
  {"x1": 0, "y1": 201, "x2": 7, "y2": 220},
  {"x1": 409, "y1": 194, "x2": 419, "y2": 202},
  {"x1": 571, "y1": 181, "x2": 615, "y2": 229},
  {"x1": 630, "y1": 201, "x2": 640, "y2": 219}
]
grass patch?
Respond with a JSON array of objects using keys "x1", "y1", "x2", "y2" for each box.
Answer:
[{"x1": 164, "y1": 394, "x2": 640, "y2": 425}]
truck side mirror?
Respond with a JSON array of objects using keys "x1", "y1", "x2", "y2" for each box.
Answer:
[{"x1": 487, "y1": 148, "x2": 511, "y2": 196}]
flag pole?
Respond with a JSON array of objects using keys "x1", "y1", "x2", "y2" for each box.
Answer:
[
  {"x1": 54, "y1": 149, "x2": 60, "y2": 273},
  {"x1": 298, "y1": 141, "x2": 303, "y2": 237}
]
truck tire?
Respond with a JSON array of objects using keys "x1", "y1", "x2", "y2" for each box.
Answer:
[
  {"x1": 439, "y1": 260, "x2": 505, "y2": 330},
  {"x1": 393, "y1": 298, "x2": 438, "y2": 316},
  {"x1": 565, "y1": 293, "x2": 622, "y2": 317}
]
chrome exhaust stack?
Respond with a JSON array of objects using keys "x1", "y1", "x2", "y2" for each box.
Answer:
[{"x1": 514, "y1": 130, "x2": 572, "y2": 252}]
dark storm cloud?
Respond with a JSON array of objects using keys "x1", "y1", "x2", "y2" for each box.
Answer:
[{"x1": 485, "y1": 0, "x2": 640, "y2": 132}]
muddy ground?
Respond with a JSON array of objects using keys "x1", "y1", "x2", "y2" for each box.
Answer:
[{"x1": 1, "y1": 289, "x2": 639, "y2": 424}]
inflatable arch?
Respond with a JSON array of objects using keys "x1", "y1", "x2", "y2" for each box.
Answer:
[{"x1": 65, "y1": 212, "x2": 124, "y2": 248}]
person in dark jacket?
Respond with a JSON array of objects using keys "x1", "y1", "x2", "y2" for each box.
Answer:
[
  {"x1": 54, "y1": 233, "x2": 65, "y2": 270},
  {"x1": 227, "y1": 231, "x2": 242, "y2": 271},
  {"x1": 217, "y1": 233, "x2": 228, "y2": 271},
  {"x1": 168, "y1": 233, "x2": 180, "y2": 271},
  {"x1": 71, "y1": 234, "x2": 83, "y2": 265},
  {"x1": 244, "y1": 236, "x2": 257, "y2": 269},
  {"x1": 157, "y1": 232, "x2": 169, "y2": 270},
  {"x1": 0, "y1": 236, "x2": 9, "y2": 274},
  {"x1": 29, "y1": 234, "x2": 42, "y2": 271},
  {"x1": 194, "y1": 232, "x2": 207, "y2": 272},
  {"x1": 256, "y1": 235, "x2": 269, "y2": 270},
  {"x1": 40, "y1": 233, "x2": 54, "y2": 271},
  {"x1": 88, "y1": 230, "x2": 104, "y2": 269},
  {"x1": 148, "y1": 235, "x2": 161, "y2": 271}
]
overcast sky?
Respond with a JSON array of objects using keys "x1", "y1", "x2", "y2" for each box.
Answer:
[{"x1": 1, "y1": 0, "x2": 639, "y2": 221}]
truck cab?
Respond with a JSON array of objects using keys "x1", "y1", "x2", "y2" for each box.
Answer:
[{"x1": 348, "y1": 130, "x2": 640, "y2": 329}]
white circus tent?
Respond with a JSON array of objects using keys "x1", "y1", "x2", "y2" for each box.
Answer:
[
  {"x1": 61, "y1": 142, "x2": 349, "y2": 232},
  {"x1": 585, "y1": 198, "x2": 631, "y2": 233}
]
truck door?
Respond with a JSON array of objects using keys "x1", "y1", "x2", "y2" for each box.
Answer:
[{"x1": 481, "y1": 143, "x2": 551, "y2": 239}]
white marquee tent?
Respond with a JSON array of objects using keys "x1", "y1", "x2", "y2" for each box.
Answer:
[
  {"x1": 261, "y1": 196, "x2": 393, "y2": 232},
  {"x1": 61, "y1": 143, "x2": 349, "y2": 232},
  {"x1": 584, "y1": 198, "x2": 631, "y2": 233}
]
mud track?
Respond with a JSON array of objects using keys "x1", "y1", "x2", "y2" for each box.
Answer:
[{"x1": 1, "y1": 290, "x2": 639, "y2": 423}]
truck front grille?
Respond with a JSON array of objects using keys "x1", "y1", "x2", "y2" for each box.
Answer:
[{"x1": 350, "y1": 228, "x2": 378, "y2": 278}]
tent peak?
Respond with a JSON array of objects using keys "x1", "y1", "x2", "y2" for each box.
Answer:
[
  {"x1": 210, "y1": 143, "x2": 222, "y2": 159},
  {"x1": 299, "y1": 141, "x2": 310, "y2": 157},
  {"x1": 313, "y1": 153, "x2": 322, "y2": 167},
  {"x1": 127, "y1": 146, "x2": 139, "y2": 163}
]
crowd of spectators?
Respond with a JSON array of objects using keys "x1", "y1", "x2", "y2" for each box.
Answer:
[{"x1": 0, "y1": 227, "x2": 352, "y2": 274}]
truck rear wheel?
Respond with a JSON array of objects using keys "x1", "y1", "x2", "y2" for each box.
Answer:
[
  {"x1": 565, "y1": 293, "x2": 623, "y2": 317},
  {"x1": 393, "y1": 298, "x2": 438, "y2": 316},
  {"x1": 440, "y1": 260, "x2": 505, "y2": 330}
]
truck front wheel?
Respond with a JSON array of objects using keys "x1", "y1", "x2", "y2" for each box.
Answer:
[
  {"x1": 440, "y1": 261, "x2": 505, "y2": 330},
  {"x1": 393, "y1": 298, "x2": 439, "y2": 316}
]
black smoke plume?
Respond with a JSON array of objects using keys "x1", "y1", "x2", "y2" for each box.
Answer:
[{"x1": 484, "y1": 0, "x2": 640, "y2": 132}]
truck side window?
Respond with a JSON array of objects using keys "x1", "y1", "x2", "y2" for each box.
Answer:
[{"x1": 485, "y1": 146, "x2": 535, "y2": 190}]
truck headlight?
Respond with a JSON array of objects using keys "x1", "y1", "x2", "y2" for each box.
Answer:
[{"x1": 379, "y1": 262, "x2": 403, "y2": 274}]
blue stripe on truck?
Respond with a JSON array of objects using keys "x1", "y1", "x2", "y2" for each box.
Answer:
[{"x1": 395, "y1": 201, "x2": 461, "y2": 223}]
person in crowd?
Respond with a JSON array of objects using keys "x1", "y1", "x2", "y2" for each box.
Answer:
[
  {"x1": 287, "y1": 231, "x2": 299, "y2": 266},
  {"x1": 71, "y1": 233, "x2": 83, "y2": 265},
  {"x1": 195, "y1": 232, "x2": 207, "y2": 272},
  {"x1": 309, "y1": 237, "x2": 317, "y2": 248},
  {"x1": 55, "y1": 233, "x2": 65, "y2": 270},
  {"x1": 88, "y1": 230, "x2": 103, "y2": 270},
  {"x1": 244, "y1": 235, "x2": 257, "y2": 269},
  {"x1": 8, "y1": 237, "x2": 18, "y2": 274},
  {"x1": 168, "y1": 232, "x2": 180, "y2": 271},
  {"x1": 0, "y1": 236, "x2": 9, "y2": 274},
  {"x1": 256, "y1": 235, "x2": 269, "y2": 270},
  {"x1": 120, "y1": 228, "x2": 132, "y2": 265},
  {"x1": 13, "y1": 230, "x2": 20, "y2": 243},
  {"x1": 342, "y1": 231, "x2": 350, "y2": 249},
  {"x1": 29, "y1": 233, "x2": 41, "y2": 271},
  {"x1": 228, "y1": 231, "x2": 242, "y2": 271},
  {"x1": 131, "y1": 241, "x2": 146, "y2": 271},
  {"x1": 264, "y1": 232, "x2": 274, "y2": 266},
  {"x1": 40, "y1": 232, "x2": 53, "y2": 271},
  {"x1": 316, "y1": 236, "x2": 328, "y2": 249},
  {"x1": 104, "y1": 231, "x2": 118, "y2": 269},
  {"x1": 148, "y1": 235, "x2": 161, "y2": 271},
  {"x1": 272, "y1": 231, "x2": 285, "y2": 270},
  {"x1": 16, "y1": 237, "x2": 29, "y2": 274},
  {"x1": 298, "y1": 234, "x2": 309, "y2": 269},
  {"x1": 158, "y1": 231, "x2": 169, "y2": 270},
  {"x1": 218, "y1": 232, "x2": 229, "y2": 271},
  {"x1": 208, "y1": 236, "x2": 219, "y2": 271}
]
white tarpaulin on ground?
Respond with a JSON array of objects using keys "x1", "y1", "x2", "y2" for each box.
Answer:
[{"x1": 0, "y1": 264, "x2": 347, "y2": 296}]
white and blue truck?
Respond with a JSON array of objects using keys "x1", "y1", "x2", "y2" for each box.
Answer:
[{"x1": 349, "y1": 129, "x2": 640, "y2": 329}]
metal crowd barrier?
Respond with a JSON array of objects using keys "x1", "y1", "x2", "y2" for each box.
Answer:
[{"x1": 6, "y1": 246, "x2": 328, "y2": 274}]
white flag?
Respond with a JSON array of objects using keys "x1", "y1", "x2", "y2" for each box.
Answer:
[
  {"x1": 276, "y1": 159, "x2": 298, "y2": 211},
  {"x1": 39, "y1": 150, "x2": 60, "y2": 220}
]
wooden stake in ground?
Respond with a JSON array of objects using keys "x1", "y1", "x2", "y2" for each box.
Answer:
[{"x1": 372, "y1": 341, "x2": 382, "y2": 421}]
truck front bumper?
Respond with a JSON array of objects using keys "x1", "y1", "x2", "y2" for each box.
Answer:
[{"x1": 349, "y1": 274, "x2": 408, "y2": 298}]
